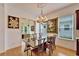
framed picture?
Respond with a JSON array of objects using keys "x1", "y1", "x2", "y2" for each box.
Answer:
[
  {"x1": 31, "y1": 26, "x2": 35, "y2": 31},
  {"x1": 47, "y1": 18, "x2": 58, "y2": 33},
  {"x1": 8, "y1": 16, "x2": 19, "y2": 29}
]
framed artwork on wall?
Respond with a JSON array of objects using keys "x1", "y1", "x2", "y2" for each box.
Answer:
[
  {"x1": 8, "y1": 16, "x2": 19, "y2": 29},
  {"x1": 31, "y1": 26, "x2": 35, "y2": 31},
  {"x1": 47, "y1": 18, "x2": 58, "y2": 33}
]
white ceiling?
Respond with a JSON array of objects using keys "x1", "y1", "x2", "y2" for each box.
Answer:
[{"x1": 7, "y1": 3, "x2": 73, "y2": 19}]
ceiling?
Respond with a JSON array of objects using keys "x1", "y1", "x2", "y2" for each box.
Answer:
[{"x1": 7, "y1": 3, "x2": 73, "y2": 19}]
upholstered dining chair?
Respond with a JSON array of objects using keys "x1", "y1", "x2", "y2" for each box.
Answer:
[
  {"x1": 31, "y1": 38, "x2": 46, "y2": 56},
  {"x1": 23, "y1": 39, "x2": 35, "y2": 56},
  {"x1": 51, "y1": 36, "x2": 56, "y2": 49},
  {"x1": 24, "y1": 43, "x2": 31, "y2": 56},
  {"x1": 26, "y1": 34, "x2": 30, "y2": 42},
  {"x1": 32, "y1": 33, "x2": 37, "y2": 46},
  {"x1": 38, "y1": 38, "x2": 46, "y2": 55},
  {"x1": 23, "y1": 34, "x2": 34, "y2": 56},
  {"x1": 46, "y1": 35, "x2": 56, "y2": 56}
]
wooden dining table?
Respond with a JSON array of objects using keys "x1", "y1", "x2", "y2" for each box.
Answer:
[{"x1": 22, "y1": 33, "x2": 56, "y2": 56}]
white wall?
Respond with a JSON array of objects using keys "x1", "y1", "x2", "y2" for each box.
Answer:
[
  {"x1": 5, "y1": 4, "x2": 34, "y2": 50},
  {"x1": 0, "y1": 4, "x2": 5, "y2": 52},
  {"x1": 46, "y1": 4, "x2": 79, "y2": 51},
  {"x1": 5, "y1": 4, "x2": 23, "y2": 50}
]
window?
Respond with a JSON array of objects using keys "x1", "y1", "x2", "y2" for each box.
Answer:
[{"x1": 58, "y1": 15, "x2": 75, "y2": 40}]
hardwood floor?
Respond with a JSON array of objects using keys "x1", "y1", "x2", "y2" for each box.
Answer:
[
  {"x1": 53, "y1": 46, "x2": 76, "y2": 56},
  {"x1": 0, "y1": 45, "x2": 76, "y2": 56}
]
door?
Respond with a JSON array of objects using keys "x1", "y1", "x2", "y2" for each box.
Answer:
[
  {"x1": 76, "y1": 10, "x2": 79, "y2": 30},
  {"x1": 76, "y1": 10, "x2": 79, "y2": 55}
]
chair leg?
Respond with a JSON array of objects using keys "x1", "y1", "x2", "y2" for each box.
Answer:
[
  {"x1": 49, "y1": 50, "x2": 51, "y2": 56},
  {"x1": 31, "y1": 51, "x2": 32, "y2": 56},
  {"x1": 37, "y1": 51, "x2": 39, "y2": 56},
  {"x1": 27, "y1": 50, "x2": 28, "y2": 56},
  {"x1": 49, "y1": 47, "x2": 52, "y2": 56},
  {"x1": 41, "y1": 52, "x2": 43, "y2": 56}
]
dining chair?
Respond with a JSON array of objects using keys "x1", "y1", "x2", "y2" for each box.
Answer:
[
  {"x1": 33, "y1": 33, "x2": 37, "y2": 46},
  {"x1": 24, "y1": 42, "x2": 31, "y2": 56},
  {"x1": 23, "y1": 39, "x2": 36, "y2": 56},
  {"x1": 51, "y1": 36, "x2": 56, "y2": 49},
  {"x1": 46, "y1": 36, "x2": 56, "y2": 56},
  {"x1": 31, "y1": 38, "x2": 46, "y2": 56},
  {"x1": 23, "y1": 34, "x2": 33, "y2": 56},
  {"x1": 38, "y1": 38, "x2": 46, "y2": 55},
  {"x1": 26, "y1": 34, "x2": 30, "y2": 42}
]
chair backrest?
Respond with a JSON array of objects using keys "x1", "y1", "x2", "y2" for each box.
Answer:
[
  {"x1": 42, "y1": 38, "x2": 46, "y2": 49},
  {"x1": 38, "y1": 39, "x2": 42, "y2": 51},
  {"x1": 41, "y1": 38, "x2": 45, "y2": 47},
  {"x1": 31, "y1": 34, "x2": 36, "y2": 41},
  {"x1": 25, "y1": 34, "x2": 30, "y2": 42},
  {"x1": 47, "y1": 35, "x2": 56, "y2": 44},
  {"x1": 30, "y1": 33, "x2": 37, "y2": 47},
  {"x1": 38, "y1": 39, "x2": 42, "y2": 45},
  {"x1": 50, "y1": 36, "x2": 56, "y2": 46},
  {"x1": 43, "y1": 38, "x2": 46, "y2": 43},
  {"x1": 38, "y1": 38, "x2": 46, "y2": 51}
]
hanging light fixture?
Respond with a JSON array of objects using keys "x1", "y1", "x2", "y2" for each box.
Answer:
[{"x1": 35, "y1": 4, "x2": 48, "y2": 23}]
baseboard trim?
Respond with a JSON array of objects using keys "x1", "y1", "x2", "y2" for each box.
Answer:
[
  {"x1": 0, "y1": 50, "x2": 6, "y2": 54},
  {"x1": 6, "y1": 45, "x2": 21, "y2": 52},
  {"x1": 0, "y1": 45, "x2": 21, "y2": 54},
  {"x1": 1, "y1": 45, "x2": 76, "y2": 55},
  {"x1": 56, "y1": 45, "x2": 76, "y2": 52}
]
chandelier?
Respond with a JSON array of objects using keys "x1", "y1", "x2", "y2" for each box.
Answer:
[{"x1": 35, "y1": 4, "x2": 48, "y2": 23}]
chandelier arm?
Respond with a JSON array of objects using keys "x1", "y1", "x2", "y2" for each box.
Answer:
[{"x1": 35, "y1": 3, "x2": 48, "y2": 23}]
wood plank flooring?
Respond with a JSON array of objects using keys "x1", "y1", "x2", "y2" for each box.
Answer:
[{"x1": 0, "y1": 46, "x2": 76, "y2": 56}]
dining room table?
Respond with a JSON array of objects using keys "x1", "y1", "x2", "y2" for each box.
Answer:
[{"x1": 22, "y1": 33, "x2": 57, "y2": 56}]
